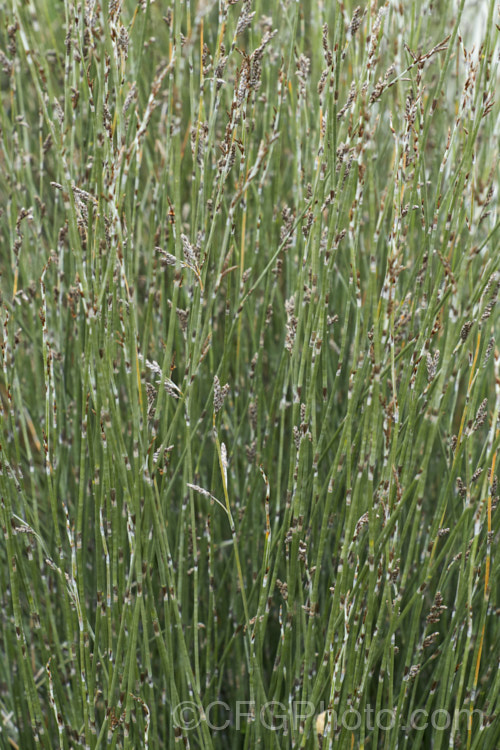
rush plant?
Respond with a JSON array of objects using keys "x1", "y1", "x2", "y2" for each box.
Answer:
[{"x1": 0, "y1": 0, "x2": 498, "y2": 748}]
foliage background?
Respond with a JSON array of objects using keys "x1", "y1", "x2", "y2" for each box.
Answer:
[{"x1": 0, "y1": 0, "x2": 499, "y2": 747}]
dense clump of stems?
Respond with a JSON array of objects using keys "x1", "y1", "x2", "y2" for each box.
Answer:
[{"x1": 0, "y1": 0, "x2": 498, "y2": 747}]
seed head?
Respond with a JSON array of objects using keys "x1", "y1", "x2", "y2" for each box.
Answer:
[{"x1": 213, "y1": 375, "x2": 230, "y2": 414}]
